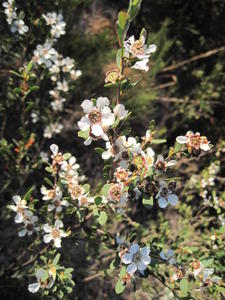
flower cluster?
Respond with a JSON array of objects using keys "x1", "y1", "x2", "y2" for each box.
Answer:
[
  {"x1": 8, "y1": 195, "x2": 39, "y2": 237},
  {"x1": 3, "y1": 0, "x2": 29, "y2": 34},
  {"x1": 42, "y1": 12, "x2": 66, "y2": 39},
  {"x1": 32, "y1": 12, "x2": 82, "y2": 138}
]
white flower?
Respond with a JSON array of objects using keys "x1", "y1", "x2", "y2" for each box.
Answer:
[
  {"x1": 60, "y1": 156, "x2": 80, "y2": 182},
  {"x1": 43, "y1": 122, "x2": 63, "y2": 138},
  {"x1": 31, "y1": 112, "x2": 39, "y2": 123},
  {"x1": 11, "y1": 19, "x2": 29, "y2": 35},
  {"x1": 70, "y1": 69, "x2": 82, "y2": 80},
  {"x1": 51, "y1": 98, "x2": 66, "y2": 111},
  {"x1": 33, "y1": 42, "x2": 58, "y2": 67},
  {"x1": 40, "y1": 151, "x2": 49, "y2": 162},
  {"x1": 108, "y1": 183, "x2": 128, "y2": 206},
  {"x1": 160, "y1": 249, "x2": 176, "y2": 264},
  {"x1": 155, "y1": 154, "x2": 177, "y2": 171},
  {"x1": 3, "y1": 0, "x2": 17, "y2": 24},
  {"x1": 122, "y1": 243, "x2": 151, "y2": 274},
  {"x1": 18, "y1": 215, "x2": 39, "y2": 237},
  {"x1": 61, "y1": 57, "x2": 74, "y2": 72},
  {"x1": 114, "y1": 167, "x2": 131, "y2": 183},
  {"x1": 176, "y1": 131, "x2": 211, "y2": 152},
  {"x1": 156, "y1": 181, "x2": 178, "y2": 208},
  {"x1": 124, "y1": 35, "x2": 156, "y2": 60},
  {"x1": 78, "y1": 97, "x2": 115, "y2": 145},
  {"x1": 132, "y1": 58, "x2": 149, "y2": 72},
  {"x1": 56, "y1": 80, "x2": 69, "y2": 92},
  {"x1": 41, "y1": 185, "x2": 68, "y2": 212},
  {"x1": 28, "y1": 268, "x2": 54, "y2": 293},
  {"x1": 9, "y1": 195, "x2": 28, "y2": 223},
  {"x1": 113, "y1": 104, "x2": 129, "y2": 120},
  {"x1": 43, "y1": 220, "x2": 67, "y2": 248},
  {"x1": 50, "y1": 144, "x2": 64, "y2": 165}
]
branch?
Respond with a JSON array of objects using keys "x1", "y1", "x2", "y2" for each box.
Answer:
[{"x1": 161, "y1": 46, "x2": 225, "y2": 72}]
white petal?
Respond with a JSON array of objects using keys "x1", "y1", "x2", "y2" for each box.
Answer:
[
  {"x1": 9, "y1": 205, "x2": 17, "y2": 212},
  {"x1": 48, "y1": 204, "x2": 54, "y2": 212},
  {"x1": 114, "y1": 104, "x2": 128, "y2": 119},
  {"x1": 159, "y1": 251, "x2": 166, "y2": 260},
  {"x1": 96, "y1": 97, "x2": 110, "y2": 109},
  {"x1": 141, "y1": 254, "x2": 151, "y2": 265},
  {"x1": 166, "y1": 160, "x2": 177, "y2": 167},
  {"x1": 140, "y1": 246, "x2": 150, "y2": 257},
  {"x1": 147, "y1": 44, "x2": 157, "y2": 54},
  {"x1": 101, "y1": 132, "x2": 109, "y2": 141},
  {"x1": 78, "y1": 116, "x2": 90, "y2": 131},
  {"x1": 50, "y1": 144, "x2": 58, "y2": 155},
  {"x1": 167, "y1": 249, "x2": 174, "y2": 258},
  {"x1": 200, "y1": 143, "x2": 210, "y2": 151},
  {"x1": 92, "y1": 124, "x2": 103, "y2": 137},
  {"x1": 18, "y1": 229, "x2": 27, "y2": 237},
  {"x1": 15, "y1": 213, "x2": 23, "y2": 223},
  {"x1": 55, "y1": 219, "x2": 63, "y2": 228},
  {"x1": 69, "y1": 156, "x2": 76, "y2": 165},
  {"x1": 158, "y1": 197, "x2": 168, "y2": 208},
  {"x1": 126, "y1": 262, "x2": 137, "y2": 275},
  {"x1": 28, "y1": 282, "x2": 40, "y2": 293},
  {"x1": 138, "y1": 260, "x2": 148, "y2": 271},
  {"x1": 13, "y1": 195, "x2": 21, "y2": 204},
  {"x1": 43, "y1": 233, "x2": 52, "y2": 243},
  {"x1": 146, "y1": 147, "x2": 155, "y2": 157},
  {"x1": 81, "y1": 99, "x2": 93, "y2": 113},
  {"x1": 84, "y1": 137, "x2": 92, "y2": 145},
  {"x1": 101, "y1": 113, "x2": 115, "y2": 127},
  {"x1": 36, "y1": 268, "x2": 45, "y2": 279},
  {"x1": 176, "y1": 136, "x2": 189, "y2": 144},
  {"x1": 121, "y1": 253, "x2": 132, "y2": 264},
  {"x1": 130, "y1": 243, "x2": 140, "y2": 254},
  {"x1": 168, "y1": 194, "x2": 178, "y2": 206},
  {"x1": 102, "y1": 150, "x2": 111, "y2": 160},
  {"x1": 54, "y1": 237, "x2": 61, "y2": 248},
  {"x1": 43, "y1": 224, "x2": 52, "y2": 233}
]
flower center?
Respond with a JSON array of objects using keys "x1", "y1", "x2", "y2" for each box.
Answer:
[
  {"x1": 109, "y1": 185, "x2": 122, "y2": 201},
  {"x1": 48, "y1": 190, "x2": 56, "y2": 199},
  {"x1": 26, "y1": 223, "x2": 34, "y2": 232},
  {"x1": 160, "y1": 187, "x2": 168, "y2": 198},
  {"x1": 132, "y1": 252, "x2": 142, "y2": 263},
  {"x1": 89, "y1": 109, "x2": 102, "y2": 124},
  {"x1": 131, "y1": 40, "x2": 144, "y2": 55},
  {"x1": 53, "y1": 199, "x2": 61, "y2": 207},
  {"x1": 52, "y1": 228, "x2": 60, "y2": 239}
]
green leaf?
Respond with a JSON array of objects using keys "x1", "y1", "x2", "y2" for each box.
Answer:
[
  {"x1": 180, "y1": 278, "x2": 189, "y2": 296},
  {"x1": 53, "y1": 253, "x2": 61, "y2": 266},
  {"x1": 44, "y1": 177, "x2": 54, "y2": 187},
  {"x1": 101, "y1": 183, "x2": 112, "y2": 196},
  {"x1": 26, "y1": 60, "x2": 33, "y2": 72},
  {"x1": 111, "y1": 117, "x2": 120, "y2": 129},
  {"x1": 97, "y1": 211, "x2": 108, "y2": 225},
  {"x1": 23, "y1": 186, "x2": 35, "y2": 201},
  {"x1": 41, "y1": 270, "x2": 49, "y2": 282},
  {"x1": 142, "y1": 195, "x2": 153, "y2": 208},
  {"x1": 115, "y1": 279, "x2": 125, "y2": 294},
  {"x1": 118, "y1": 11, "x2": 129, "y2": 31},
  {"x1": 174, "y1": 142, "x2": 182, "y2": 153},
  {"x1": 104, "y1": 83, "x2": 118, "y2": 88},
  {"x1": 94, "y1": 197, "x2": 102, "y2": 206},
  {"x1": 78, "y1": 129, "x2": 89, "y2": 140},
  {"x1": 151, "y1": 139, "x2": 167, "y2": 144},
  {"x1": 127, "y1": 0, "x2": 142, "y2": 21},
  {"x1": 119, "y1": 266, "x2": 127, "y2": 278},
  {"x1": 95, "y1": 147, "x2": 105, "y2": 155},
  {"x1": 63, "y1": 153, "x2": 71, "y2": 160},
  {"x1": 45, "y1": 166, "x2": 53, "y2": 173},
  {"x1": 83, "y1": 184, "x2": 90, "y2": 194}
]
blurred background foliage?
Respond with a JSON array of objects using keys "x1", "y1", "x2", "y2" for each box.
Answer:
[{"x1": 0, "y1": 0, "x2": 224, "y2": 299}]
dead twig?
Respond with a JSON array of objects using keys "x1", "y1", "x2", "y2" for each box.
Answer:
[{"x1": 161, "y1": 46, "x2": 225, "y2": 72}]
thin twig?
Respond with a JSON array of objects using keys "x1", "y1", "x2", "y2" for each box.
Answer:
[{"x1": 161, "y1": 46, "x2": 225, "y2": 72}]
